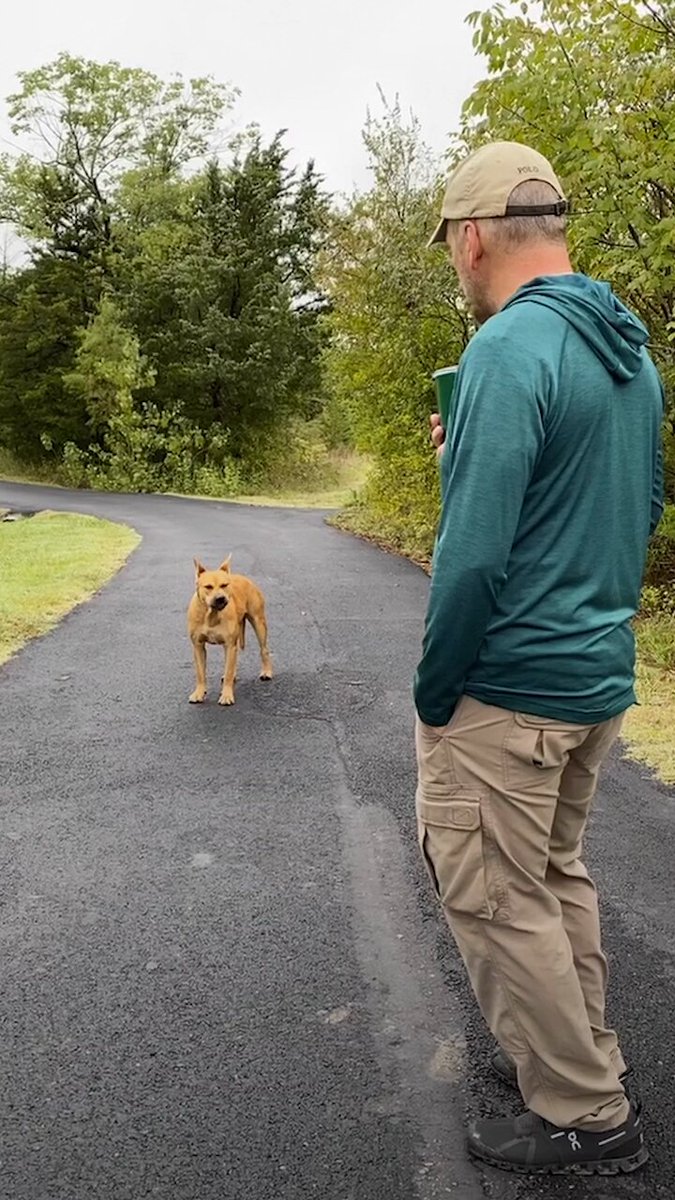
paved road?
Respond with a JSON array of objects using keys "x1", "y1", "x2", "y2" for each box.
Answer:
[{"x1": 1, "y1": 481, "x2": 674, "y2": 1200}]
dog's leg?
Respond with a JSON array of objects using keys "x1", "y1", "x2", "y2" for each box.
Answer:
[
  {"x1": 189, "y1": 641, "x2": 207, "y2": 703},
  {"x1": 250, "y1": 612, "x2": 273, "y2": 680},
  {"x1": 219, "y1": 642, "x2": 239, "y2": 706}
]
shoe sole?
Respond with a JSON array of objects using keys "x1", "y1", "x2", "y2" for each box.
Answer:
[{"x1": 467, "y1": 1142, "x2": 649, "y2": 1176}]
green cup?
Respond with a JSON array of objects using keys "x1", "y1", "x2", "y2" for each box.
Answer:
[{"x1": 432, "y1": 365, "x2": 459, "y2": 430}]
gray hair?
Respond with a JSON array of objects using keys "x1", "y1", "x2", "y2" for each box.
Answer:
[
  {"x1": 447, "y1": 179, "x2": 568, "y2": 250},
  {"x1": 481, "y1": 179, "x2": 568, "y2": 248}
]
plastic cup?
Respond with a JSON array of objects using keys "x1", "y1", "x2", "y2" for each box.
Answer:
[{"x1": 432, "y1": 365, "x2": 459, "y2": 429}]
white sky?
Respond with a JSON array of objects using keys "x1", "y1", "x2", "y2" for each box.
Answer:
[{"x1": 1, "y1": 0, "x2": 494, "y2": 203}]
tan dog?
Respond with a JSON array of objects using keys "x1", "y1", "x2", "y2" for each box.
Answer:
[{"x1": 187, "y1": 556, "x2": 273, "y2": 706}]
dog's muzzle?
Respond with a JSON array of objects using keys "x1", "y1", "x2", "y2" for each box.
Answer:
[{"x1": 211, "y1": 595, "x2": 227, "y2": 611}]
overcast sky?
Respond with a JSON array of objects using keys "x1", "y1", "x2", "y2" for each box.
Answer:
[{"x1": 0, "y1": 0, "x2": 494, "y2": 203}]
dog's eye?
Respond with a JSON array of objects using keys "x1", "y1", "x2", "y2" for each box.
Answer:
[{"x1": 204, "y1": 584, "x2": 213, "y2": 591}]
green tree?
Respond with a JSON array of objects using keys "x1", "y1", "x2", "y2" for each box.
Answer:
[
  {"x1": 321, "y1": 98, "x2": 467, "y2": 554},
  {"x1": 65, "y1": 294, "x2": 154, "y2": 431},
  {"x1": 0, "y1": 54, "x2": 234, "y2": 467},
  {"x1": 0, "y1": 254, "x2": 93, "y2": 457},
  {"x1": 0, "y1": 53, "x2": 233, "y2": 272},
  {"x1": 120, "y1": 135, "x2": 329, "y2": 456},
  {"x1": 461, "y1": 0, "x2": 675, "y2": 495}
]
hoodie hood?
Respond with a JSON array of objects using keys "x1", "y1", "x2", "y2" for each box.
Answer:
[{"x1": 505, "y1": 273, "x2": 649, "y2": 382}]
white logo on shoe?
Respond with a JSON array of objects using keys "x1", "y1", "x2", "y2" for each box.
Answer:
[{"x1": 568, "y1": 1131, "x2": 582, "y2": 1152}]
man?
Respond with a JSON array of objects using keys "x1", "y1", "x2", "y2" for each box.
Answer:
[{"x1": 415, "y1": 141, "x2": 664, "y2": 1176}]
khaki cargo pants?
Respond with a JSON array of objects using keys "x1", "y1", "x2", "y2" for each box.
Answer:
[{"x1": 415, "y1": 695, "x2": 629, "y2": 1131}]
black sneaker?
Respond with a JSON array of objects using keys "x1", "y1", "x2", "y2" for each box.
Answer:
[
  {"x1": 490, "y1": 1049, "x2": 640, "y2": 1108},
  {"x1": 467, "y1": 1106, "x2": 647, "y2": 1175}
]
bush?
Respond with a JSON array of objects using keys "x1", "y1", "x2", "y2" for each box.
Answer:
[{"x1": 60, "y1": 403, "x2": 243, "y2": 496}]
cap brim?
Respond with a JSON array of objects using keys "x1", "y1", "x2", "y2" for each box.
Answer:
[{"x1": 427, "y1": 218, "x2": 448, "y2": 248}]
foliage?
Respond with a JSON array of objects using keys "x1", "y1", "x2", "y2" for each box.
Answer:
[
  {"x1": 461, "y1": 0, "x2": 675, "y2": 496},
  {"x1": 242, "y1": 418, "x2": 337, "y2": 494},
  {"x1": 60, "y1": 402, "x2": 242, "y2": 496},
  {"x1": 0, "y1": 55, "x2": 329, "y2": 490},
  {"x1": 119, "y1": 140, "x2": 329, "y2": 453},
  {"x1": 643, "y1": 504, "x2": 675, "y2": 614},
  {"x1": 320, "y1": 97, "x2": 468, "y2": 548},
  {"x1": 65, "y1": 295, "x2": 154, "y2": 431},
  {"x1": 635, "y1": 613, "x2": 675, "y2": 671},
  {"x1": 0, "y1": 254, "x2": 93, "y2": 456},
  {"x1": 0, "y1": 53, "x2": 232, "y2": 258}
]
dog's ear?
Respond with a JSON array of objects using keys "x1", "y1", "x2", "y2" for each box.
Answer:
[
  {"x1": 218, "y1": 554, "x2": 232, "y2": 573},
  {"x1": 194, "y1": 558, "x2": 206, "y2": 577}
]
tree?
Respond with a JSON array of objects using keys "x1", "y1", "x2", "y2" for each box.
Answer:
[
  {"x1": 461, "y1": 0, "x2": 675, "y2": 496},
  {"x1": 0, "y1": 54, "x2": 236, "y2": 467},
  {"x1": 0, "y1": 53, "x2": 233, "y2": 272},
  {"x1": 320, "y1": 97, "x2": 468, "y2": 555},
  {"x1": 119, "y1": 135, "x2": 330, "y2": 455},
  {"x1": 0, "y1": 57, "x2": 334, "y2": 481},
  {"x1": 65, "y1": 295, "x2": 154, "y2": 431},
  {"x1": 0, "y1": 255, "x2": 92, "y2": 457}
]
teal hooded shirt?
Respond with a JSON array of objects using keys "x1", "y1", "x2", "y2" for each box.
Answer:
[{"x1": 414, "y1": 274, "x2": 665, "y2": 727}]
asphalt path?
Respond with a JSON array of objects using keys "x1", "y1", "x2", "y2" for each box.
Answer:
[{"x1": 1, "y1": 481, "x2": 674, "y2": 1200}]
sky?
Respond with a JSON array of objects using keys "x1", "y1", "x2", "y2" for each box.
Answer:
[{"x1": 0, "y1": 0, "x2": 495, "y2": 208}]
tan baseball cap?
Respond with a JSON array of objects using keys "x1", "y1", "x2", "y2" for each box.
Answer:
[{"x1": 428, "y1": 140, "x2": 567, "y2": 247}]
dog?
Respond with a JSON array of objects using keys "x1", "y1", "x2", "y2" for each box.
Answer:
[{"x1": 187, "y1": 556, "x2": 273, "y2": 706}]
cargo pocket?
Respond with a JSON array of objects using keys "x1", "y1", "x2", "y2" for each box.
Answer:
[
  {"x1": 504, "y1": 712, "x2": 571, "y2": 787},
  {"x1": 416, "y1": 784, "x2": 500, "y2": 920}
]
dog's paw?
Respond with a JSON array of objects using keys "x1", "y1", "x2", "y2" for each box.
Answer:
[
  {"x1": 259, "y1": 670, "x2": 273, "y2": 681},
  {"x1": 189, "y1": 689, "x2": 207, "y2": 704},
  {"x1": 218, "y1": 691, "x2": 235, "y2": 706}
]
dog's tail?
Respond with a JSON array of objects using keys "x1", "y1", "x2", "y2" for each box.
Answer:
[{"x1": 239, "y1": 619, "x2": 246, "y2": 650}]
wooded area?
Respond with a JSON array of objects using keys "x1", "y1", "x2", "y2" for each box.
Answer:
[{"x1": 1, "y1": 1, "x2": 674, "y2": 536}]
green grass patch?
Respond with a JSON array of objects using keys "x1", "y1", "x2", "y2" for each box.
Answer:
[
  {"x1": 624, "y1": 661, "x2": 675, "y2": 784},
  {"x1": 232, "y1": 452, "x2": 369, "y2": 509},
  {"x1": 0, "y1": 512, "x2": 140, "y2": 664},
  {"x1": 623, "y1": 615, "x2": 675, "y2": 783}
]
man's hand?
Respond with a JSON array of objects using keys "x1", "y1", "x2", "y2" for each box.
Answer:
[{"x1": 430, "y1": 412, "x2": 446, "y2": 459}]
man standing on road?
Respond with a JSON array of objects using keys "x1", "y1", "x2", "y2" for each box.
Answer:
[{"x1": 415, "y1": 141, "x2": 664, "y2": 1176}]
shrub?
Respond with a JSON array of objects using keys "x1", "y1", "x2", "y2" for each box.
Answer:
[{"x1": 60, "y1": 403, "x2": 242, "y2": 496}]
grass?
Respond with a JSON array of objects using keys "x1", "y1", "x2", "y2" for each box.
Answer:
[
  {"x1": 0, "y1": 447, "x2": 63, "y2": 487},
  {"x1": 623, "y1": 616, "x2": 675, "y2": 783},
  {"x1": 231, "y1": 452, "x2": 369, "y2": 509},
  {"x1": 0, "y1": 512, "x2": 140, "y2": 664},
  {"x1": 330, "y1": 502, "x2": 435, "y2": 569}
]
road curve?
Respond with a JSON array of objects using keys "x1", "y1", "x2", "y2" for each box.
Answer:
[{"x1": 1, "y1": 480, "x2": 674, "y2": 1200}]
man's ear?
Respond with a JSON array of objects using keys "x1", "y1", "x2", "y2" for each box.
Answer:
[
  {"x1": 218, "y1": 554, "x2": 232, "y2": 572},
  {"x1": 465, "y1": 219, "x2": 485, "y2": 269},
  {"x1": 194, "y1": 558, "x2": 206, "y2": 577}
]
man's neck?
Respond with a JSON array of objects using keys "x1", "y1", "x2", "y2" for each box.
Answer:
[{"x1": 492, "y1": 247, "x2": 574, "y2": 313}]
